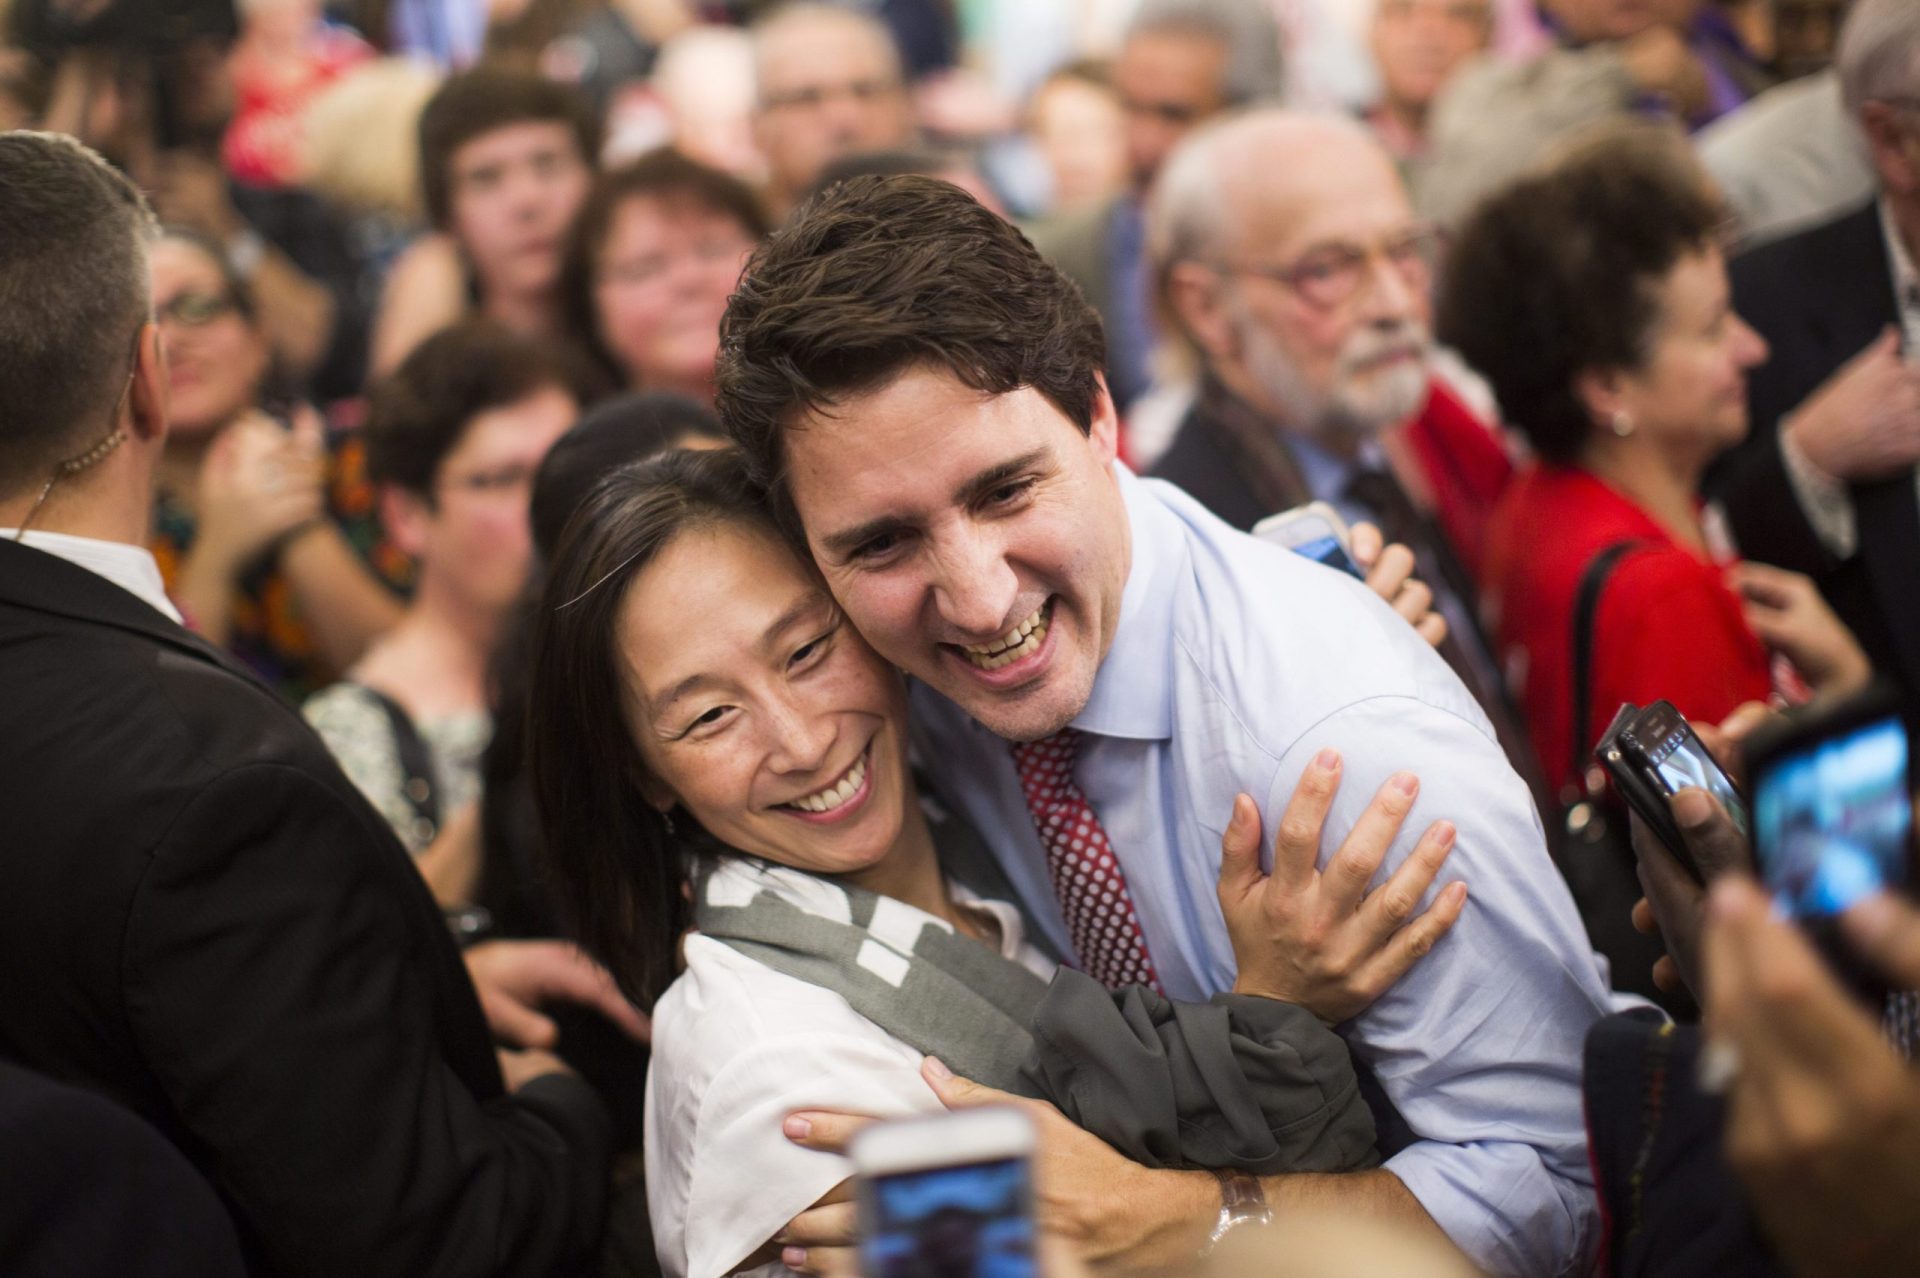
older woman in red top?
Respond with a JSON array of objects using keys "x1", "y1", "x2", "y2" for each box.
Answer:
[{"x1": 1437, "y1": 125, "x2": 1869, "y2": 800}]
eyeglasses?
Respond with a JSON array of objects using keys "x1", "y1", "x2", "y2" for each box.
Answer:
[
  {"x1": 438, "y1": 463, "x2": 540, "y2": 500},
  {"x1": 1221, "y1": 224, "x2": 1446, "y2": 310},
  {"x1": 155, "y1": 291, "x2": 238, "y2": 328},
  {"x1": 761, "y1": 77, "x2": 904, "y2": 112}
]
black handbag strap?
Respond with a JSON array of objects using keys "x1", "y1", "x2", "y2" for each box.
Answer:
[
  {"x1": 1569, "y1": 541, "x2": 1645, "y2": 786},
  {"x1": 354, "y1": 683, "x2": 442, "y2": 830}
]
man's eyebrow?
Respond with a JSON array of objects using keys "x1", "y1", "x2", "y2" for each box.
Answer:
[
  {"x1": 819, "y1": 514, "x2": 913, "y2": 560},
  {"x1": 817, "y1": 449, "x2": 1052, "y2": 560},
  {"x1": 955, "y1": 449, "x2": 1050, "y2": 506}
]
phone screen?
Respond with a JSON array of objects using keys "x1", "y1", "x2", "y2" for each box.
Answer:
[
  {"x1": 1287, "y1": 533, "x2": 1365, "y2": 580},
  {"x1": 1753, "y1": 715, "x2": 1911, "y2": 919},
  {"x1": 1640, "y1": 721, "x2": 1750, "y2": 836},
  {"x1": 859, "y1": 1156, "x2": 1036, "y2": 1278}
]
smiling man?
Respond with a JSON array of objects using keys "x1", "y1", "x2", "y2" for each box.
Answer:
[{"x1": 717, "y1": 175, "x2": 1614, "y2": 1276}]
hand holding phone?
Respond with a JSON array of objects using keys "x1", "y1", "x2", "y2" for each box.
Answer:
[
  {"x1": 1254, "y1": 501, "x2": 1365, "y2": 580},
  {"x1": 852, "y1": 1108, "x2": 1038, "y2": 1278},
  {"x1": 1595, "y1": 700, "x2": 1748, "y2": 882}
]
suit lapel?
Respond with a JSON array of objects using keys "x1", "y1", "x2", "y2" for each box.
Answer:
[{"x1": 1816, "y1": 203, "x2": 1900, "y2": 361}]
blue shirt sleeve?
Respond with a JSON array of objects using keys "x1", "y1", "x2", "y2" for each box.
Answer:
[{"x1": 1260, "y1": 695, "x2": 1610, "y2": 1278}]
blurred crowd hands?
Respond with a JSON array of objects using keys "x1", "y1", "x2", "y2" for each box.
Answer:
[{"x1": 1630, "y1": 703, "x2": 1920, "y2": 1278}]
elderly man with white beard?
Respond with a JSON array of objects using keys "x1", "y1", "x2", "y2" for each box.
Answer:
[{"x1": 1146, "y1": 109, "x2": 1535, "y2": 798}]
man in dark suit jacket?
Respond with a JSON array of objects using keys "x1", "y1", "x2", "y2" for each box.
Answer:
[
  {"x1": 0, "y1": 1058, "x2": 247, "y2": 1278},
  {"x1": 0, "y1": 134, "x2": 621, "y2": 1275},
  {"x1": 1713, "y1": 0, "x2": 1920, "y2": 697}
]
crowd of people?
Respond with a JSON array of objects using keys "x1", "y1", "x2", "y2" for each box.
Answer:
[{"x1": 1, "y1": 0, "x2": 1917, "y2": 1276}]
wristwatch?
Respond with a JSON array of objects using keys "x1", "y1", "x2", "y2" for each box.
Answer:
[{"x1": 1203, "y1": 1168, "x2": 1271, "y2": 1254}]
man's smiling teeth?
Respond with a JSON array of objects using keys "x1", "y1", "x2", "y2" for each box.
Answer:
[
  {"x1": 784, "y1": 751, "x2": 868, "y2": 814},
  {"x1": 959, "y1": 602, "x2": 1050, "y2": 671}
]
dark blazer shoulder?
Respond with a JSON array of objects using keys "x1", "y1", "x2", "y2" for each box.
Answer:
[{"x1": 1148, "y1": 399, "x2": 1272, "y2": 533}]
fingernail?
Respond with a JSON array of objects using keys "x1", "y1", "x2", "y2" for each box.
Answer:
[
  {"x1": 924, "y1": 1055, "x2": 952, "y2": 1081},
  {"x1": 1229, "y1": 795, "x2": 1254, "y2": 830},
  {"x1": 1434, "y1": 820, "x2": 1456, "y2": 847},
  {"x1": 1673, "y1": 788, "x2": 1713, "y2": 829},
  {"x1": 1393, "y1": 771, "x2": 1418, "y2": 797},
  {"x1": 1315, "y1": 747, "x2": 1340, "y2": 771},
  {"x1": 783, "y1": 1247, "x2": 807, "y2": 1268},
  {"x1": 783, "y1": 1116, "x2": 812, "y2": 1140},
  {"x1": 1446, "y1": 881, "x2": 1468, "y2": 905}
]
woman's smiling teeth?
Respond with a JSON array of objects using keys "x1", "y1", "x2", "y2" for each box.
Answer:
[
  {"x1": 958, "y1": 602, "x2": 1050, "y2": 671},
  {"x1": 782, "y1": 749, "x2": 869, "y2": 814}
]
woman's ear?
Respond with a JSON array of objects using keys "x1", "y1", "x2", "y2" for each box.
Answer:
[
  {"x1": 380, "y1": 484, "x2": 433, "y2": 559},
  {"x1": 1573, "y1": 366, "x2": 1624, "y2": 432}
]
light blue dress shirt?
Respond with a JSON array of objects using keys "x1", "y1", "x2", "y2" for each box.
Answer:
[{"x1": 911, "y1": 466, "x2": 1614, "y2": 1277}]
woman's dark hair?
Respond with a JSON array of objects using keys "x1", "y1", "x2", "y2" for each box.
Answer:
[
  {"x1": 716, "y1": 173, "x2": 1106, "y2": 532},
  {"x1": 363, "y1": 318, "x2": 578, "y2": 497},
  {"x1": 559, "y1": 147, "x2": 771, "y2": 387},
  {"x1": 529, "y1": 391, "x2": 726, "y2": 560},
  {"x1": 417, "y1": 66, "x2": 600, "y2": 229},
  {"x1": 527, "y1": 446, "x2": 780, "y2": 1006},
  {"x1": 1435, "y1": 124, "x2": 1722, "y2": 465},
  {"x1": 154, "y1": 225, "x2": 311, "y2": 413},
  {"x1": 158, "y1": 225, "x2": 259, "y2": 324}
]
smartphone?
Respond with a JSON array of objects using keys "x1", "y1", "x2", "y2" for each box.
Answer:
[
  {"x1": 1594, "y1": 700, "x2": 1748, "y2": 880},
  {"x1": 1745, "y1": 688, "x2": 1912, "y2": 921},
  {"x1": 852, "y1": 1108, "x2": 1038, "y2": 1278},
  {"x1": 1254, "y1": 501, "x2": 1365, "y2": 580}
]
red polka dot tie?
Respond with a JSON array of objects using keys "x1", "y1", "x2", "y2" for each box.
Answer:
[{"x1": 1010, "y1": 729, "x2": 1162, "y2": 992}]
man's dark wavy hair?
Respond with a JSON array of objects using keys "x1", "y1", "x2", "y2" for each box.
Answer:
[{"x1": 714, "y1": 174, "x2": 1107, "y2": 532}]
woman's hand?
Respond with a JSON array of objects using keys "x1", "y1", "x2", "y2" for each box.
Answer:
[
  {"x1": 1351, "y1": 521, "x2": 1448, "y2": 649},
  {"x1": 1728, "y1": 561, "x2": 1872, "y2": 695},
  {"x1": 1215, "y1": 750, "x2": 1467, "y2": 1023},
  {"x1": 194, "y1": 409, "x2": 326, "y2": 576}
]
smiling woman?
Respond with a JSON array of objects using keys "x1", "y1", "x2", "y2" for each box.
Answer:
[{"x1": 147, "y1": 228, "x2": 405, "y2": 699}]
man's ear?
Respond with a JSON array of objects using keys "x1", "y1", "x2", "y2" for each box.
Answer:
[
  {"x1": 1165, "y1": 260, "x2": 1236, "y2": 365},
  {"x1": 127, "y1": 321, "x2": 168, "y2": 445},
  {"x1": 1859, "y1": 102, "x2": 1920, "y2": 197},
  {"x1": 1087, "y1": 369, "x2": 1121, "y2": 465},
  {"x1": 380, "y1": 484, "x2": 433, "y2": 559}
]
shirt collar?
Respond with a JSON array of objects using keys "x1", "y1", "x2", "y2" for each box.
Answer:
[
  {"x1": 0, "y1": 529, "x2": 182, "y2": 624},
  {"x1": 1071, "y1": 464, "x2": 1178, "y2": 742}
]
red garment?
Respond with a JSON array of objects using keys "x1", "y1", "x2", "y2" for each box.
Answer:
[
  {"x1": 222, "y1": 24, "x2": 371, "y2": 189},
  {"x1": 1397, "y1": 379, "x2": 1515, "y2": 583},
  {"x1": 1484, "y1": 464, "x2": 1772, "y2": 797}
]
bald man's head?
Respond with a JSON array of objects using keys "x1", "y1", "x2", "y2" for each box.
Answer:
[
  {"x1": 1151, "y1": 110, "x2": 1437, "y2": 449},
  {"x1": 750, "y1": 4, "x2": 914, "y2": 208}
]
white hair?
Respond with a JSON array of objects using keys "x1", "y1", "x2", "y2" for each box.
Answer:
[{"x1": 1840, "y1": 0, "x2": 1920, "y2": 116}]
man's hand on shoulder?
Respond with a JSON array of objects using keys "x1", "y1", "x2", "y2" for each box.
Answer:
[{"x1": 464, "y1": 940, "x2": 651, "y2": 1049}]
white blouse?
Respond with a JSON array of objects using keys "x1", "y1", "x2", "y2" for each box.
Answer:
[{"x1": 643, "y1": 858, "x2": 1056, "y2": 1278}]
